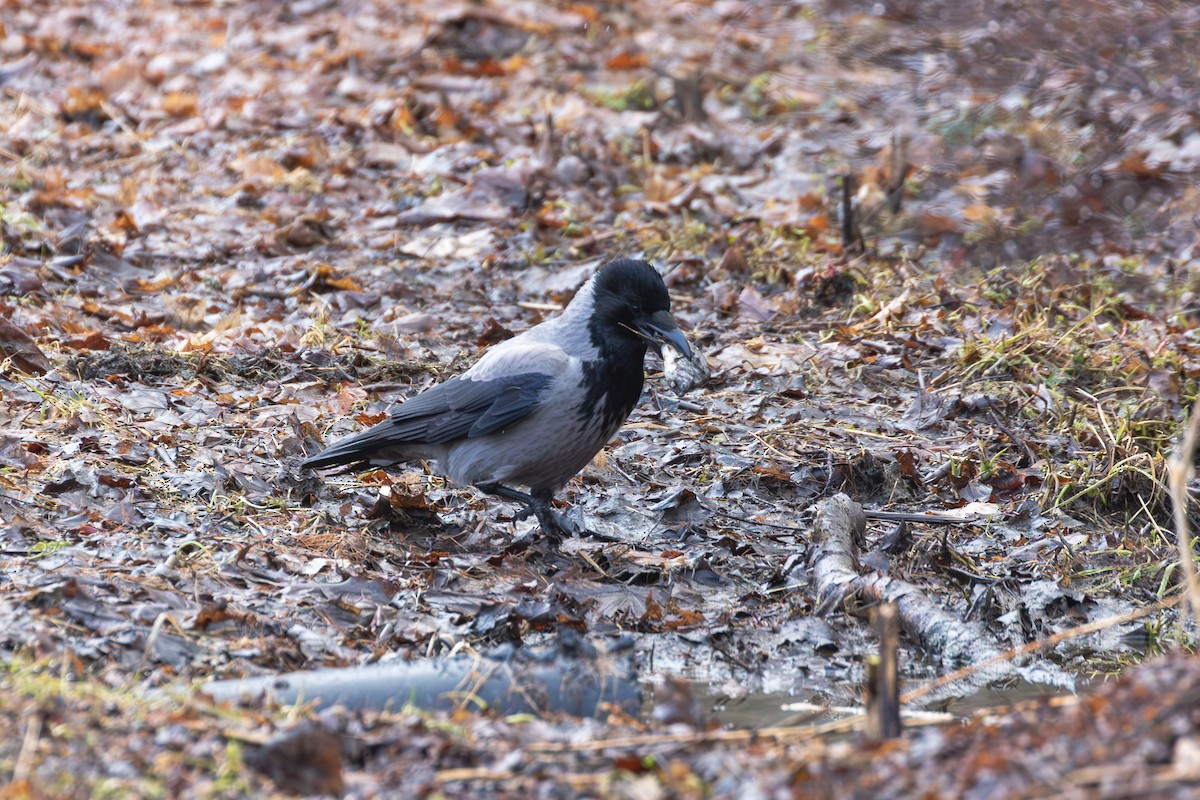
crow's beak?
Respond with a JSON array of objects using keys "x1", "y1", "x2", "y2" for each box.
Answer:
[{"x1": 638, "y1": 309, "x2": 692, "y2": 359}]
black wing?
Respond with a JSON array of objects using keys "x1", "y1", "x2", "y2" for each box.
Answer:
[{"x1": 302, "y1": 372, "x2": 554, "y2": 470}]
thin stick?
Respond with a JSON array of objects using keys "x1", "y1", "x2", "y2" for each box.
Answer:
[
  {"x1": 901, "y1": 593, "x2": 1182, "y2": 704},
  {"x1": 866, "y1": 602, "x2": 901, "y2": 739},
  {"x1": 525, "y1": 713, "x2": 863, "y2": 754},
  {"x1": 1167, "y1": 396, "x2": 1200, "y2": 627},
  {"x1": 13, "y1": 713, "x2": 42, "y2": 783}
]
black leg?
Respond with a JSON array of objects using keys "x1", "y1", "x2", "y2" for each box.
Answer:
[
  {"x1": 476, "y1": 483, "x2": 589, "y2": 539},
  {"x1": 477, "y1": 482, "x2": 538, "y2": 511}
]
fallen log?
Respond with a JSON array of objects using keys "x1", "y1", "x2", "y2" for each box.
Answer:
[{"x1": 809, "y1": 493, "x2": 1072, "y2": 698}]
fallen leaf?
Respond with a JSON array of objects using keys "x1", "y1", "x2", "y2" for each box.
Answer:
[{"x1": 0, "y1": 315, "x2": 52, "y2": 374}]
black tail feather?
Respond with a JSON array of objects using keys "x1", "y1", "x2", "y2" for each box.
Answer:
[{"x1": 301, "y1": 426, "x2": 394, "y2": 471}]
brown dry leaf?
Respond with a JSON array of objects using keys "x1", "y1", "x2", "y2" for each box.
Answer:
[
  {"x1": 63, "y1": 331, "x2": 111, "y2": 351},
  {"x1": 0, "y1": 315, "x2": 52, "y2": 374},
  {"x1": 715, "y1": 245, "x2": 747, "y2": 276},
  {"x1": 962, "y1": 203, "x2": 997, "y2": 223},
  {"x1": 1119, "y1": 150, "x2": 1167, "y2": 177},
  {"x1": 283, "y1": 217, "x2": 335, "y2": 250},
  {"x1": 230, "y1": 153, "x2": 285, "y2": 183},
  {"x1": 185, "y1": 308, "x2": 241, "y2": 349},
  {"x1": 443, "y1": 56, "x2": 506, "y2": 77},
  {"x1": 869, "y1": 288, "x2": 912, "y2": 325},
  {"x1": 112, "y1": 209, "x2": 140, "y2": 235},
  {"x1": 607, "y1": 51, "x2": 647, "y2": 70},
  {"x1": 62, "y1": 86, "x2": 105, "y2": 117},
  {"x1": 161, "y1": 91, "x2": 198, "y2": 117},
  {"x1": 134, "y1": 273, "x2": 175, "y2": 293},
  {"x1": 331, "y1": 385, "x2": 367, "y2": 414},
  {"x1": 566, "y1": 3, "x2": 600, "y2": 22},
  {"x1": 916, "y1": 209, "x2": 961, "y2": 234},
  {"x1": 736, "y1": 285, "x2": 777, "y2": 322},
  {"x1": 806, "y1": 212, "x2": 829, "y2": 232},
  {"x1": 640, "y1": 591, "x2": 663, "y2": 624},
  {"x1": 665, "y1": 607, "x2": 706, "y2": 631},
  {"x1": 164, "y1": 296, "x2": 204, "y2": 330},
  {"x1": 306, "y1": 263, "x2": 359, "y2": 291}
]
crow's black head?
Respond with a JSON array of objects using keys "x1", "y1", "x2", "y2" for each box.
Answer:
[{"x1": 589, "y1": 259, "x2": 690, "y2": 358}]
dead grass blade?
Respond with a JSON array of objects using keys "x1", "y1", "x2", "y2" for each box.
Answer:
[{"x1": 1167, "y1": 396, "x2": 1200, "y2": 627}]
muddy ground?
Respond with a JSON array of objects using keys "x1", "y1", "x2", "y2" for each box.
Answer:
[{"x1": 3, "y1": 0, "x2": 1200, "y2": 796}]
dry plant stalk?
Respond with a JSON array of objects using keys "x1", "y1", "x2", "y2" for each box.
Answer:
[
  {"x1": 901, "y1": 593, "x2": 1182, "y2": 704},
  {"x1": 1167, "y1": 396, "x2": 1200, "y2": 627},
  {"x1": 866, "y1": 601, "x2": 901, "y2": 739}
]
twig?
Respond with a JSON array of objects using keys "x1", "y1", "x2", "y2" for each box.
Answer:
[
  {"x1": 525, "y1": 713, "x2": 866, "y2": 754},
  {"x1": 862, "y1": 509, "x2": 995, "y2": 525},
  {"x1": 866, "y1": 602, "x2": 900, "y2": 739},
  {"x1": 706, "y1": 501, "x2": 991, "y2": 534},
  {"x1": 708, "y1": 506, "x2": 809, "y2": 532},
  {"x1": 1167, "y1": 396, "x2": 1200, "y2": 627},
  {"x1": 437, "y1": 768, "x2": 604, "y2": 789},
  {"x1": 13, "y1": 713, "x2": 42, "y2": 783},
  {"x1": 986, "y1": 400, "x2": 1037, "y2": 467}
]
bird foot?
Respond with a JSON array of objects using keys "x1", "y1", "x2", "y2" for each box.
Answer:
[
  {"x1": 534, "y1": 505, "x2": 627, "y2": 544},
  {"x1": 476, "y1": 483, "x2": 622, "y2": 544},
  {"x1": 514, "y1": 503, "x2": 583, "y2": 536},
  {"x1": 532, "y1": 505, "x2": 586, "y2": 539}
]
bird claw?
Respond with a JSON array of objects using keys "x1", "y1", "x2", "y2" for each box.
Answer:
[
  {"x1": 530, "y1": 504, "x2": 625, "y2": 544},
  {"x1": 522, "y1": 502, "x2": 584, "y2": 539},
  {"x1": 548, "y1": 509, "x2": 588, "y2": 538},
  {"x1": 480, "y1": 484, "x2": 622, "y2": 544}
]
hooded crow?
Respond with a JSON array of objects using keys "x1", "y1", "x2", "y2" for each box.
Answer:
[{"x1": 303, "y1": 258, "x2": 692, "y2": 537}]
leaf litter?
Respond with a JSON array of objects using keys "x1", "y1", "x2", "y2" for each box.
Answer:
[{"x1": 3, "y1": 0, "x2": 1200, "y2": 796}]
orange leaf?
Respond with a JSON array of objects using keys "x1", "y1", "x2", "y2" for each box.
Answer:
[
  {"x1": 62, "y1": 87, "x2": 105, "y2": 116},
  {"x1": 354, "y1": 411, "x2": 388, "y2": 426},
  {"x1": 435, "y1": 105, "x2": 459, "y2": 128},
  {"x1": 162, "y1": 91, "x2": 198, "y2": 117},
  {"x1": 134, "y1": 274, "x2": 175, "y2": 292},
  {"x1": 113, "y1": 209, "x2": 140, "y2": 234},
  {"x1": 64, "y1": 331, "x2": 110, "y2": 351},
  {"x1": 230, "y1": 153, "x2": 285, "y2": 182},
  {"x1": 1120, "y1": 150, "x2": 1167, "y2": 177},
  {"x1": 469, "y1": 59, "x2": 505, "y2": 77},
  {"x1": 536, "y1": 205, "x2": 568, "y2": 229},
  {"x1": 962, "y1": 203, "x2": 996, "y2": 223},
  {"x1": 917, "y1": 210, "x2": 960, "y2": 234},
  {"x1": 666, "y1": 609, "x2": 705, "y2": 630},
  {"x1": 606, "y1": 52, "x2": 647, "y2": 70},
  {"x1": 567, "y1": 3, "x2": 600, "y2": 22}
]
